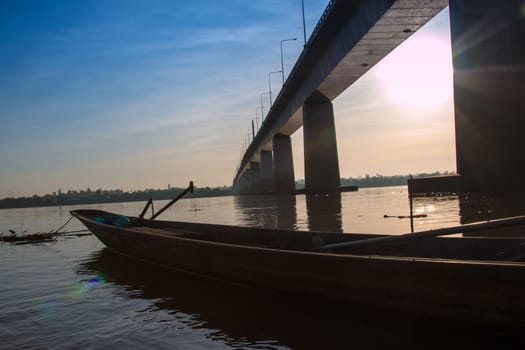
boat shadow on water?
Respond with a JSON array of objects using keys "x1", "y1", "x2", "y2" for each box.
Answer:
[{"x1": 77, "y1": 248, "x2": 525, "y2": 349}]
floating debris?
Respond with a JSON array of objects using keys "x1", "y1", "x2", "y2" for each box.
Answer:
[
  {"x1": 1, "y1": 216, "x2": 91, "y2": 245},
  {"x1": 383, "y1": 214, "x2": 428, "y2": 219},
  {"x1": 1, "y1": 230, "x2": 92, "y2": 244},
  {"x1": 2, "y1": 232, "x2": 56, "y2": 243}
]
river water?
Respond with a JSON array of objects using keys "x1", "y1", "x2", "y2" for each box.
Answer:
[{"x1": 1, "y1": 186, "x2": 524, "y2": 349}]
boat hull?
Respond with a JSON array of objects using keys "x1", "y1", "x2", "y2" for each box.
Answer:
[{"x1": 72, "y1": 209, "x2": 525, "y2": 327}]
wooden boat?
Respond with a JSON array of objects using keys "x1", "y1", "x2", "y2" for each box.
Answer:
[{"x1": 71, "y1": 209, "x2": 525, "y2": 327}]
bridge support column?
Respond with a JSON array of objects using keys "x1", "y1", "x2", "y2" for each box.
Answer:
[
  {"x1": 260, "y1": 150, "x2": 273, "y2": 193},
  {"x1": 238, "y1": 170, "x2": 250, "y2": 194},
  {"x1": 273, "y1": 133, "x2": 295, "y2": 194},
  {"x1": 250, "y1": 162, "x2": 261, "y2": 194},
  {"x1": 303, "y1": 91, "x2": 340, "y2": 193},
  {"x1": 449, "y1": 0, "x2": 525, "y2": 187}
]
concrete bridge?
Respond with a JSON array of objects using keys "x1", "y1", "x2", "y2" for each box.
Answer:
[{"x1": 233, "y1": 0, "x2": 525, "y2": 194}]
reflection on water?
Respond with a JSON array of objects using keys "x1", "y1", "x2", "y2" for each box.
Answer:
[
  {"x1": 234, "y1": 195, "x2": 298, "y2": 230},
  {"x1": 3, "y1": 186, "x2": 525, "y2": 236},
  {"x1": 458, "y1": 192, "x2": 525, "y2": 236},
  {"x1": 233, "y1": 193, "x2": 343, "y2": 232},
  {"x1": 76, "y1": 248, "x2": 523, "y2": 349},
  {"x1": 232, "y1": 187, "x2": 461, "y2": 234},
  {"x1": 232, "y1": 188, "x2": 525, "y2": 236},
  {"x1": 306, "y1": 193, "x2": 342, "y2": 232},
  {"x1": 2, "y1": 186, "x2": 525, "y2": 348},
  {"x1": 459, "y1": 192, "x2": 525, "y2": 223}
]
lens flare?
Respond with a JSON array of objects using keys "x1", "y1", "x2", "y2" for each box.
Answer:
[
  {"x1": 72, "y1": 274, "x2": 105, "y2": 298},
  {"x1": 33, "y1": 274, "x2": 106, "y2": 322},
  {"x1": 36, "y1": 299, "x2": 59, "y2": 320}
]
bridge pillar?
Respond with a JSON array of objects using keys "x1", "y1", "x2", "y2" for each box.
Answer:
[
  {"x1": 260, "y1": 150, "x2": 273, "y2": 193},
  {"x1": 233, "y1": 177, "x2": 239, "y2": 194},
  {"x1": 273, "y1": 133, "x2": 295, "y2": 194},
  {"x1": 244, "y1": 170, "x2": 252, "y2": 194},
  {"x1": 237, "y1": 170, "x2": 250, "y2": 194},
  {"x1": 303, "y1": 91, "x2": 340, "y2": 193},
  {"x1": 449, "y1": 0, "x2": 525, "y2": 187},
  {"x1": 250, "y1": 162, "x2": 261, "y2": 194}
]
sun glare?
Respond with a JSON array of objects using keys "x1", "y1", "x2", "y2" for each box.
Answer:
[{"x1": 374, "y1": 35, "x2": 453, "y2": 110}]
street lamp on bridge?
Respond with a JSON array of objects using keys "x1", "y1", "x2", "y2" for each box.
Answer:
[
  {"x1": 301, "y1": 0, "x2": 306, "y2": 46},
  {"x1": 268, "y1": 70, "x2": 282, "y2": 107},
  {"x1": 256, "y1": 106, "x2": 263, "y2": 131},
  {"x1": 260, "y1": 92, "x2": 271, "y2": 120},
  {"x1": 280, "y1": 38, "x2": 297, "y2": 85}
]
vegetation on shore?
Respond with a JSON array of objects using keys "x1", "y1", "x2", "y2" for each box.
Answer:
[
  {"x1": 295, "y1": 171, "x2": 454, "y2": 189},
  {"x1": 343, "y1": 171, "x2": 454, "y2": 188},
  {"x1": 1, "y1": 172, "x2": 453, "y2": 209},
  {"x1": 0, "y1": 186, "x2": 232, "y2": 209}
]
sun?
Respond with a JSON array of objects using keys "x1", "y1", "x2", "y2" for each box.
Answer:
[{"x1": 374, "y1": 34, "x2": 453, "y2": 110}]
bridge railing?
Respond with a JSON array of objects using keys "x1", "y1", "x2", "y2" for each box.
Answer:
[{"x1": 306, "y1": 0, "x2": 336, "y2": 48}]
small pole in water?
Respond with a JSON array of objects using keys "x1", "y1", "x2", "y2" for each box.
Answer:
[{"x1": 408, "y1": 175, "x2": 414, "y2": 233}]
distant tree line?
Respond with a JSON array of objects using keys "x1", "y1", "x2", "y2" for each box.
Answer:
[
  {"x1": 0, "y1": 186, "x2": 232, "y2": 209},
  {"x1": 1, "y1": 172, "x2": 454, "y2": 209},
  {"x1": 340, "y1": 171, "x2": 455, "y2": 188},
  {"x1": 296, "y1": 171, "x2": 455, "y2": 189}
]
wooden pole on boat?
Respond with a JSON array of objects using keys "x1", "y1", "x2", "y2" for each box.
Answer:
[
  {"x1": 150, "y1": 181, "x2": 194, "y2": 220},
  {"x1": 139, "y1": 198, "x2": 154, "y2": 220},
  {"x1": 408, "y1": 175, "x2": 414, "y2": 233},
  {"x1": 316, "y1": 214, "x2": 525, "y2": 252}
]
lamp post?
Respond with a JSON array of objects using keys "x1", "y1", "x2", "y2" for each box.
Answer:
[
  {"x1": 280, "y1": 38, "x2": 297, "y2": 85},
  {"x1": 260, "y1": 92, "x2": 270, "y2": 120},
  {"x1": 268, "y1": 70, "x2": 282, "y2": 106},
  {"x1": 256, "y1": 107, "x2": 262, "y2": 131},
  {"x1": 301, "y1": 0, "x2": 306, "y2": 46}
]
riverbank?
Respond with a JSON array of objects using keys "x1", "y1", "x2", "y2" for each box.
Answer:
[
  {"x1": 1, "y1": 172, "x2": 453, "y2": 210},
  {"x1": 0, "y1": 186, "x2": 232, "y2": 210}
]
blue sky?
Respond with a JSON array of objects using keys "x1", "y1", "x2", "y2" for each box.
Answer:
[{"x1": 0, "y1": 1, "x2": 454, "y2": 197}]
